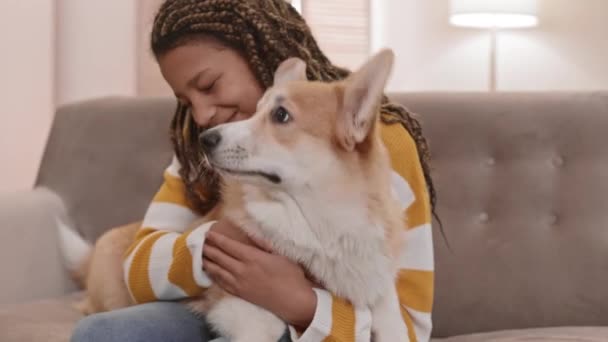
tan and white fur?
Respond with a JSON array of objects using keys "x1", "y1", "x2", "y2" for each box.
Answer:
[{"x1": 59, "y1": 49, "x2": 408, "y2": 342}]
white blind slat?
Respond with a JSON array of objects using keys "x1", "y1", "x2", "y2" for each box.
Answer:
[{"x1": 302, "y1": 0, "x2": 369, "y2": 70}]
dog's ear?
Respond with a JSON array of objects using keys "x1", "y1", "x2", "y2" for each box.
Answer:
[
  {"x1": 337, "y1": 49, "x2": 394, "y2": 151},
  {"x1": 274, "y1": 58, "x2": 307, "y2": 86}
]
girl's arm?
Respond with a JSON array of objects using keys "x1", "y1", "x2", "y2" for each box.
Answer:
[{"x1": 123, "y1": 156, "x2": 214, "y2": 303}]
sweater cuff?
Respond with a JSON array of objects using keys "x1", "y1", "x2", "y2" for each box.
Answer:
[
  {"x1": 289, "y1": 288, "x2": 333, "y2": 342},
  {"x1": 187, "y1": 221, "x2": 215, "y2": 287}
]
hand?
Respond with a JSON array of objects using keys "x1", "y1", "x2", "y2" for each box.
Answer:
[
  {"x1": 207, "y1": 217, "x2": 252, "y2": 245},
  {"x1": 202, "y1": 226, "x2": 317, "y2": 329}
]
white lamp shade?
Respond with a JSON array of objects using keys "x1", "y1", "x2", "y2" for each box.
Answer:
[{"x1": 450, "y1": 0, "x2": 539, "y2": 28}]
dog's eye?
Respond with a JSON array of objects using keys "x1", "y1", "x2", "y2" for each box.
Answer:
[{"x1": 271, "y1": 106, "x2": 291, "y2": 124}]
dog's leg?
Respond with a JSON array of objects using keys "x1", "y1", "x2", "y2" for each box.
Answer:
[
  {"x1": 207, "y1": 296, "x2": 286, "y2": 342},
  {"x1": 371, "y1": 285, "x2": 409, "y2": 342},
  {"x1": 74, "y1": 297, "x2": 94, "y2": 315}
]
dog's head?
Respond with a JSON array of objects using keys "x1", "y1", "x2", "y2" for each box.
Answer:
[{"x1": 199, "y1": 49, "x2": 394, "y2": 190}]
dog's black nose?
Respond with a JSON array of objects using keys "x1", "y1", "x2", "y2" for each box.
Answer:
[{"x1": 200, "y1": 130, "x2": 222, "y2": 151}]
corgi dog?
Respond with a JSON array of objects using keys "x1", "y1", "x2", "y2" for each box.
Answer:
[{"x1": 59, "y1": 49, "x2": 408, "y2": 342}]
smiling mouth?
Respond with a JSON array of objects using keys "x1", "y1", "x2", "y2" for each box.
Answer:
[
  {"x1": 227, "y1": 110, "x2": 240, "y2": 123},
  {"x1": 217, "y1": 167, "x2": 282, "y2": 184}
]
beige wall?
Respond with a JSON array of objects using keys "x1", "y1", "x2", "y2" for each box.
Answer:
[
  {"x1": 137, "y1": 0, "x2": 172, "y2": 97},
  {"x1": 1, "y1": 0, "x2": 139, "y2": 193},
  {"x1": 371, "y1": 0, "x2": 608, "y2": 92},
  {"x1": 2, "y1": 0, "x2": 607, "y2": 193},
  {"x1": 138, "y1": 0, "x2": 608, "y2": 93},
  {"x1": 500, "y1": 0, "x2": 608, "y2": 91},
  {"x1": 56, "y1": 0, "x2": 137, "y2": 105},
  {"x1": 0, "y1": 0, "x2": 55, "y2": 194}
]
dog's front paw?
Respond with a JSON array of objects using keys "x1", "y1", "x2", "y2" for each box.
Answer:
[{"x1": 208, "y1": 296, "x2": 285, "y2": 342}]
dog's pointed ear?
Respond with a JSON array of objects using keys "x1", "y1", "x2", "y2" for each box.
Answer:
[
  {"x1": 337, "y1": 49, "x2": 394, "y2": 151},
  {"x1": 274, "y1": 58, "x2": 307, "y2": 86}
]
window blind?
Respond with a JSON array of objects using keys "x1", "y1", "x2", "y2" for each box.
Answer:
[{"x1": 301, "y1": 0, "x2": 370, "y2": 70}]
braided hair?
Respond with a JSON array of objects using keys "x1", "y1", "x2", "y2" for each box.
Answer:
[{"x1": 151, "y1": 0, "x2": 438, "y2": 221}]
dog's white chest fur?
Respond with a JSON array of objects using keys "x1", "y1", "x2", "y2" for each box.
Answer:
[
  {"x1": 203, "y1": 48, "x2": 409, "y2": 341},
  {"x1": 226, "y1": 183, "x2": 396, "y2": 308}
]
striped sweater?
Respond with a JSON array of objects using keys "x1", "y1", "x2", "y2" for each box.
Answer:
[{"x1": 123, "y1": 122, "x2": 434, "y2": 342}]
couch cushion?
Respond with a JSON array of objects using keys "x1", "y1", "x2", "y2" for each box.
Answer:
[
  {"x1": 0, "y1": 293, "x2": 83, "y2": 342},
  {"x1": 36, "y1": 97, "x2": 176, "y2": 241},
  {"x1": 392, "y1": 92, "x2": 608, "y2": 336},
  {"x1": 0, "y1": 188, "x2": 77, "y2": 306},
  {"x1": 432, "y1": 327, "x2": 608, "y2": 341}
]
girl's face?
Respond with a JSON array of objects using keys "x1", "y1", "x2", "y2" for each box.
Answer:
[{"x1": 158, "y1": 39, "x2": 264, "y2": 128}]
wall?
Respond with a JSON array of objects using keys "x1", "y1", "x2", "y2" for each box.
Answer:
[
  {"x1": 2, "y1": 0, "x2": 607, "y2": 193},
  {"x1": 0, "y1": 0, "x2": 138, "y2": 193},
  {"x1": 55, "y1": 0, "x2": 137, "y2": 105},
  {"x1": 0, "y1": 0, "x2": 55, "y2": 194},
  {"x1": 500, "y1": 0, "x2": 608, "y2": 91},
  {"x1": 371, "y1": 0, "x2": 608, "y2": 92},
  {"x1": 136, "y1": 0, "x2": 172, "y2": 97}
]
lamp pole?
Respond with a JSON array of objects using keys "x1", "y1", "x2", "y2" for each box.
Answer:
[
  {"x1": 449, "y1": 0, "x2": 539, "y2": 92},
  {"x1": 489, "y1": 27, "x2": 497, "y2": 92}
]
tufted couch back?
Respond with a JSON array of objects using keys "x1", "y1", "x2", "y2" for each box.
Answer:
[{"x1": 393, "y1": 92, "x2": 608, "y2": 337}]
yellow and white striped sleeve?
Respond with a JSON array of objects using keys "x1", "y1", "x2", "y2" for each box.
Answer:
[
  {"x1": 123, "y1": 156, "x2": 216, "y2": 303},
  {"x1": 290, "y1": 123, "x2": 434, "y2": 342},
  {"x1": 389, "y1": 123, "x2": 434, "y2": 342}
]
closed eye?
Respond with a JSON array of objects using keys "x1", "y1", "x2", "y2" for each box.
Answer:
[{"x1": 198, "y1": 79, "x2": 217, "y2": 93}]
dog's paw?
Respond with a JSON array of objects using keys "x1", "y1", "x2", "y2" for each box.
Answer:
[{"x1": 73, "y1": 297, "x2": 93, "y2": 315}]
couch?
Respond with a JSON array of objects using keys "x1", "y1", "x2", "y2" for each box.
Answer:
[{"x1": 1, "y1": 93, "x2": 607, "y2": 341}]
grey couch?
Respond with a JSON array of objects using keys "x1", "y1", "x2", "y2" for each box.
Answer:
[{"x1": 1, "y1": 93, "x2": 607, "y2": 341}]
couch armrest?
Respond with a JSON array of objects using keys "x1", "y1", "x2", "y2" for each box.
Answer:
[{"x1": 0, "y1": 188, "x2": 78, "y2": 306}]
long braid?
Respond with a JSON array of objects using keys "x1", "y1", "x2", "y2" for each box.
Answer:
[{"x1": 152, "y1": 0, "x2": 439, "y2": 226}]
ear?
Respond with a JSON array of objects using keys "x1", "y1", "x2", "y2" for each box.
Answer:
[
  {"x1": 274, "y1": 57, "x2": 307, "y2": 86},
  {"x1": 337, "y1": 49, "x2": 394, "y2": 151}
]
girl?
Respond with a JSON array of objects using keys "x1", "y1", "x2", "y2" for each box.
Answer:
[{"x1": 71, "y1": 0, "x2": 436, "y2": 341}]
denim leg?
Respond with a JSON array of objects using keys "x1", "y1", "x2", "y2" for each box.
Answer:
[
  {"x1": 71, "y1": 301, "x2": 291, "y2": 342},
  {"x1": 209, "y1": 329, "x2": 291, "y2": 342},
  {"x1": 71, "y1": 302, "x2": 212, "y2": 342}
]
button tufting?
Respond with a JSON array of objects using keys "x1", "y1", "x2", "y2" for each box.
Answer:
[
  {"x1": 548, "y1": 214, "x2": 558, "y2": 225},
  {"x1": 486, "y1": 158, "x2": 496, "y2": 166},
  {"x1": 479, "y1": 212, "x2": 489, "y2": 223},
  {"x1": 552, "y1": 156, "x2": 564, "y2": 167}
]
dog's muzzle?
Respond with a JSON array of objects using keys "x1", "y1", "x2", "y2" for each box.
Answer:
[{"x1": 199, "y1": 128, "x2": 282, "y2": 184}]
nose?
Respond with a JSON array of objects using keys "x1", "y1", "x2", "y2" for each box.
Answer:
[
  {"x1": 200, "y1": 130, "x2": 222, "y2": 151},
  {"x1": 191, "y1": 104, "x2": 217, "y2": 128}
]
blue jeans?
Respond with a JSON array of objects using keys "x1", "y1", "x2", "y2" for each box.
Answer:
[{"x1": 71, "y1": 302, "x2": 291, "y2": 342}]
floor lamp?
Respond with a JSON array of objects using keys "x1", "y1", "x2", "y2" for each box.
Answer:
[{"x1": 449, "y1": 0, "x2": 539, "y2": 91}]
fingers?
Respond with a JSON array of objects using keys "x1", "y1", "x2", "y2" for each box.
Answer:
[
  {"x1": 248, "y1": 233, "x2": 274, "y2": 253},
  {"x1": 203, "y1": 243, "x2": 244, "y2": 276},
  {"x1": 206, "y1": 230, "x2": 264, "y2": 261},
  {"x1": 203, "y1": 258, "x2": 238, "y2": 295}
]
